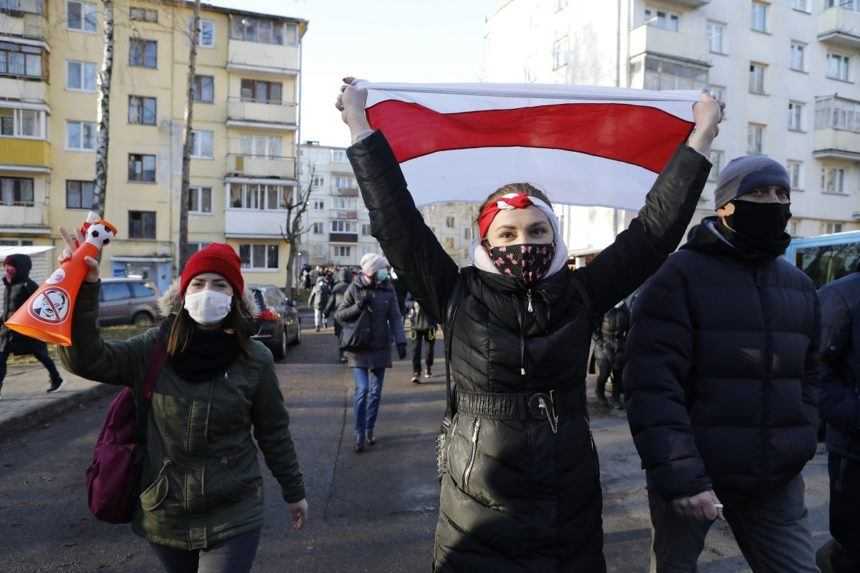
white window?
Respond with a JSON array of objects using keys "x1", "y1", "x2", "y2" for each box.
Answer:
[
  {"x1": 331, "y1": 150, "x2": 346, "y2": 162},
  {"x1": 790, "y1": 42, "x2": 806, "y2": 72},
  {"x1": 0, "y1": 43, "x2": 44, "y2": 78},
  {"x1": 822, "y1": 167, "x2": 846, "y2": 194},
  {"x1": 195, "y1": 19, "x2": 215, "y2": 48},
  {"x1": 331, "y1": 220, "x2": 357, "y2": 233},
  {"x1": 823, "y1": 222, "x2": 845, "y2": 234},
  {"x1": 313, "y1": 200, "x2": 325, "y2": 210},
  {"x1": 239, "y1": 243, "x2": 279, "y2": 270},
  {"x1": 749, "y1": 62, "x2": 766, "y2": 94},
  {"x1": 129, "y1": 6, "x2": 158, "y2": 22},
  {"x1": 788, "y1": 101, "x2": 805, "y2": 131},
  {"x1": 446, "y1": 216, "x2": 456, "y2": 228},
  {"x1": 67, "y1": 60, "x2": 97, "y2": 91},
  {"x1": 312, "y1": 176, "x2": 325, "y2": 187},
  {"x1": 789, "y1": 220, "x2": 800, "y2": 236},
  {"x1": 815, "y1": 96, "x2": 860, "y2": 132},
  {"x1": 707, "y1": 21, "x2": 726, "y2": 54},
  {"x1": 361, "y1": 223, "x2": 371, "y2": 236},
  {"x1": 311, "y1": 222, "x2": 324, "y2": 234},
  {"x1": 240, "y1": 135, "x2": 282, "y2": 158},
  {"x1": 228, "y1": 183, "x2": 289, "y2": 210},
  {"x1": 333, "y1": 197, "x2": 356, "y2": 209},
  {"x1": 552, "y1": 35, "x2": 569, "y2": 70},
  {"x1": 748, "y1": 123, "x2": 765, "y2": 154},
  {"x1": 0, "y1": 108, "x2": 46, "y2": 138},
  {"x1": 827, "y1": 53, "x2": 851, "y2": 82},
  {"x1": 0, "y1": 177, "x2": 34, "y2": 206},
  {"x1": 188, "y1": 186, "x2": 212, "y2": 213},
  {"x1": 787, "y1": 161, "x2": 803, "y2": 190},
  {"x1": 190, "y1": 130, "x2": 214, "y2": 158},
  {"x1": 332, "y1": 245, "x2": 352, "y2": 258},
  {"x1": 335, "y1": 175, "x2": 354, "y2": 189},
  {"x1": 708, "y1": 149, "x2": 724, "y2": 182},
  {"x1": 751, "y1": 1, "x2": 768, "y2": 32},
  {"x1": 67, "y1": 120, "x2": 97, "y2": 150},
  {"x1": 645, "y1": 7, "x2": 680, "y2": 31},
  {"x1": 792, "y1": 0, "x2": 811, "y2": 11},
  {"x1": 231, "y1": 16, "x2": 293, "y2": 46},
  {"x1": 67, "y1": 0, "x2": 97, "y2": 32},
  {"x1": 643, "y1": 57, "x2": 708, "y2": 91}
]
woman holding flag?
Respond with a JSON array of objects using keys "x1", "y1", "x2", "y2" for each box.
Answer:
[{"x1": 336, "y1": 79, "x2": 722, "y2": 572}]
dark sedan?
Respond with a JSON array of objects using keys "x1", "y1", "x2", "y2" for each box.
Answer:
[{"x1": 250, "y1": 284, "x2": 301, "y2": 361}]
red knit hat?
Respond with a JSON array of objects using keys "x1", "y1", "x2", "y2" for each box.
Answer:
[{"x1": 180, "y1": 243, "x2": 244, "y2": 296}]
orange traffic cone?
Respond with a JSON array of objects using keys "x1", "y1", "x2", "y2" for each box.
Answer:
[{"x1": 5, "y1": 213, "x2": 117, "y2": 346}]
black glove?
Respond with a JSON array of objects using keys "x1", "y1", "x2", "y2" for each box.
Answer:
[{"x1": 397, "y1": 343, "x2": 407, "y2": 360}]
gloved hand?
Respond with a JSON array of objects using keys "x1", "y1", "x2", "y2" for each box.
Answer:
[{"x1": 397, "y1": 343, "x2": 407, "y2": 360}]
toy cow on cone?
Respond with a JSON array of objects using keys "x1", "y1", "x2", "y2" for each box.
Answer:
[{"x1": 5, "y1": 212, "x2": 117, "y2": 346}]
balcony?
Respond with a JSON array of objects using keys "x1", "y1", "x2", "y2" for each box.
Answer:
[
  {"x1": 815, "y1": 96, "x2": 860, "y2": 161},
  {"x1": 333, "y1": 187, "x2": 359, "y2": 197},
  {"x1": 814, "y1": 129, "x2": 860, "y2": 161},
  {"x1": 329, "y1": 233, "x2": 358, "y2": 243},
  {"x1": 227, "y1": 98, "x2": 297, "y2": 129},
  {"x1": 0, "y1": 77, "x2": 47, "y2": 102},
  {"x1": 0, "y1": 138, "x2": 50, "y2": 171},
  {"x1": 664, "y1": 0, "x2": 709, "y2": 6},
  {"x1": 629, "y1": 24, "x2": 709, "y2": 67},
  {"x1": 0, "y1": 0, "x2": 47, "y2": 38},
  {"x1": 818, "y1": 7, "x2": 860, "y2": 49},
  {"x1": 227, "y1": 40, "x2": 300, "y2": 76},
  {"x1": 334, "y1": 210, "x2": 358, "y2": 220},
  {"x1": 227, "y1": 154, "x2": 296, "y2": 180},
  {"x1": 225, "y1": 209, "x2": 286, "y2": 238}
]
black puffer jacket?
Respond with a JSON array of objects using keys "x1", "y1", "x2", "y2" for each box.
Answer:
[
  {"x1": 818, "y1": 272, "x2": 860, "y2": 462},
  {"x1": 347, "y1": 131, "x2": 710, "y2": 572},
  {"x1": 625, "y1": 220, "x2": 820, "y2": 501},
  {"x1": 1, "y1": 254, "x2": 47, "y2": 355}
]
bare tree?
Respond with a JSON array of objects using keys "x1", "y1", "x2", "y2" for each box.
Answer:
[
  {"x1": 281, "y1": 166, "x2": 315, "y2": 296},
  {"x1": 93, "y1": 0, "x2": 114, "y2": 217},
  {"x1": 177, "y1": 0, "x2": 202, "y2": 271}
]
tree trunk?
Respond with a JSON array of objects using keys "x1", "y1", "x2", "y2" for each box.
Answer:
[
  {"x1": 281, "y1": 174, "x2": 314, "y2": 298},
  {"x1": 93, "y1": 0, "x2": 114, "y2": 218},
  {"x1": 178, "y1": 0, "x2": 201, "y2": 272}
]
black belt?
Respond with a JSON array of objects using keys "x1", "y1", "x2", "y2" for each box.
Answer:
[{"x1": 455, "y1": 389, "x2": 579, "y2": 434}]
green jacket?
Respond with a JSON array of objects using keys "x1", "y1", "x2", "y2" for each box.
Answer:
[{"x1": 60, "y1": 282, "x2": 305, "y2": 550}]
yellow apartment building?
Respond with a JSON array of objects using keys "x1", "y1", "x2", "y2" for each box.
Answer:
[{"x1": 0, "y1": 0, "x2": 306, "y2": 292}]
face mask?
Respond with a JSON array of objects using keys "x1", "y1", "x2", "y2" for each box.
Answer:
[
  {"x1": 487, "y1": 243, "x2": 555, "y2": 286},
  {"x1": 728, "y1": 201, "x2": 792, "y2": 242},
  {"x1": 184, "y1": 289, "x2": 232, "y2": 326},
  {"x1": 375, "y1": 269, "x2": 389, "y2": 283}
]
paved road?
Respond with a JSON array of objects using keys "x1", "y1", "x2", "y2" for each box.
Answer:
[{"x1": 0, "y1": 318, "x2": 833, "y2": 572}]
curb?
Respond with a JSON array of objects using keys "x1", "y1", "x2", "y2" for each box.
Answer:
[{"x1": 0, "y1": 383, "x2": 116, "y2": 436}]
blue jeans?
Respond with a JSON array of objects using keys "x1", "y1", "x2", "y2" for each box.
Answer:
[{"x1": 353, "y1": 367, "x2": 386, "y2": 438}]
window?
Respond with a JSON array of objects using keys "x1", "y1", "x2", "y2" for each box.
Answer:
[
  {"x1": 188, "y1": 186, "x2": 212, "y2": 213},
  {"x1": 0, "y1": 0, "x2": 43, "y2": 15},
  {"x1": 67, "y1": 60, "x2": 97, "y2": 91},
  {"x1": 101, "y1": 282, "x2": 130, "y2": 302},
  {"x1": 643, "y1": 57, "x2": 708, "y2": 90},
  {"x1": 789, "y1": 220, "x2": 800, "y2": 236},
  {"x1": 361, "y1": 223, "x2": 371, "y2": 236},
  {"x1": 335, "y1": 175, "x2": 354, "y2": 189},
  {"x1": 188, "y1": 242, "x2": 211, "y2": 253},
  {"x1": 240, "y1": 135, "x2": 282, "y2": 158},
  {"x1": 464, "y1": 228, "x2": 472, "y2": 240},
  {"x1": 66, "y1": 180, "x2": 95, "y2": 209},
  {"x1": 333, "y1": 197, "x2": 355, "y2": 209},
  {"x1": 313, "y1": 200, "x2": 325, "y2": 210},
  {"x1": 790, "y1": 42, "x2": 806, "y2": 72},
  {"x1": 788, "y1": 101, "x2": 805, "y2": 132},
  {"x1": 823, "y1": 222, "x2": 845, "y2": 234},
  {"x1": 552, "y1": 35, "x2": 569, "y2": 70},
  {"x1": 129, "y1": 6, "x2": 157, "y2": 22},
  {"x1": 708, "y1": 149, "x2": 724, "y2": 182},
  {"x1": 816, "y1": 96, "x2": 860, "y2": 132},
  {"x1": 826, "y1": 0, "x2": 860, "y2": 9},
  {"x1": 0, "y1": 177, "x2": 34, "y2": 206},
  {"x1": 67, "y1": 121, "x2": 97, "y2": 150},
  {"x1": 792, "y1": 0, "x2": 811, "y2": 11},
  {"x1": 749, "y1": 62, "x2": 766, "y2": 94},
  {"x1": 239, "y1": 243, "x2": 279, "y2": 269},
  {"x1": 0, "y1": 43, "x2": 43, "y2": 79},
  {"x1": 822, "y1": 167, "x2": 846, "y2": 194},
  {"x1": 751, "y1": 1, "x2": 768, "y2": 32},
  {"x1": 193, "y1": 19, "x2": 215, "y2": 48},
  {"x1": 190, "y1": 130, "x2": 214, "y2": 158},
  {"x1": 644, "y1": 7, "x2": 679, "y2": 31},
  {"x1": 332, "y1": 245, "x2": 352, "y2": 258},
  {"x1": 231, "y1": 16, "x2": 297, "y2": 46},
  {"x1": 707, "y1": 21, "x2": 726, "y2": 54},
  {"x1": 331, "y1": 149, "x2": 346, "y2": 162},
  {"x1": 228, "y1": 183, "x2": 290, "y2": 210},
  {"x1": 128, "y1": 95, "x2": 157, "y2": 125},
  {"x1": 240, "y1": 79, "x2": 283, "y2": 104},
  {"x1": 312, "y1": 222, "x2": 324, "y2": 234},
  {"x1": 128, "y1": 210, "x2": 156, "y2": 239},
  {"x1": 131, "y1": 283, "x2": 156, "y2": 298},
  {"x1": 747, "y1": 123, "x2": 765, "y2": 154},
  {"x1": 796, "y1": 241, "x2": 860, "y2": 287},
  {"x1": 0, "y1": 108, "x2": 45, "y2": 138},
  {"x1": 129, "y1": 39, "x2": 157, "y2": 68},
  {"x1": 445, "y1": 216, "x2": 455, "y2": 228},
  {"x1": 192, "y1": 75, "x2": 214, "y2": 103},
  {"x1": 312, "y1": 176, "x2": 325, "y2": 187},
  {"x1": 128, "y1": 154, "x2": 156, "y2": 182},
  {"x1": 331, "y1": 220, "x2": 357, "y2": 233},
  {"x1": 67, "y1": 1, "x2": 97, "y2": 32},
  {"x1": 786, "y1": 161, "x2": 803, "y2": 190},
  {"x1": 827, "y1": 53, "x2": 851, "y2": 82}
]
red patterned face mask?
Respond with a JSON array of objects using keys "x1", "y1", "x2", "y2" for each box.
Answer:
[{"x1": 487, "y1": 243, "x2": 555, "y2": 286}]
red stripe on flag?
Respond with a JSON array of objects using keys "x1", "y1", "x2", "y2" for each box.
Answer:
[{"x1": 366, "y1": 101, "x2": 693, "y2": 173}]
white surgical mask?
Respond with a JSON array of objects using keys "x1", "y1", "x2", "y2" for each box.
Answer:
[{"x1": 184, "y1": 290, "x2": 232, "y2": 326}]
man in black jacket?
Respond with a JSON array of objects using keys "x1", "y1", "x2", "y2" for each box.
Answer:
[
  {"x1": 0, "y1": 254, "x2": 64, "y2": 398},
  {"x1": 325, "y1": 268, "x2": 353, "y2": 363},
  {"x1": 592, "y1": 302, "x2": 630, "y2": 409},
  {"x1": 625, "y1": 156, "x2": 820, "y2": 572},
  {"x1": 405, "y1": 292, "x2": 438, "y2": 383},
  {"x1": 815, "y1": 269, "x2": 860, "y2": 573}
]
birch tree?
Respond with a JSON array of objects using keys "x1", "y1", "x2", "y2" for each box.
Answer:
[
  {"x1": 93, "y1": 0, "x2": 114, "y2": 217},
  {"x1": 178, "y1": 0, "x2": 202, "y2": 271},
  {"x1": 281, "y1": 167, "x2": 315, "y2": 295}
]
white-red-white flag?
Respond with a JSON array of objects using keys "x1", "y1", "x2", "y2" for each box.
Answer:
[{"x1": 360, "y1": 82, "x2": 699, "y2": 210}]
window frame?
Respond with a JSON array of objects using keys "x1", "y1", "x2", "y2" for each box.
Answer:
[
  {"x1": 822, "y1": 167, "x2": 847, "y2": 194},
  {"x1": 238, "y1": 243, "x2": 279, "y2": 270},
  {"x1": 751, "y1": 1, "x2": 768, "y2": 33},
  {"x1": 192, "y1": 74, "x2": 214, "y2": 104},
  {"x1": 195, "y1": 19, "x2": 215, "y2": 48},
  {"x1": 240, "y1": 79, "x2": 283, "y2": 104},
  {"x1": 827, "y1": 52, "x2": 852, "y2": 82},
  {"x1": 0, "y1": 108, "x2": 46, "y2": 139},
  {"x1": 749, "y1": 62, "x2": 767, "y2": 95},
  {"x1": 188, "y1": 185, "x2": 213, "y2": 214},
  {"x1": 67, "y1": 0, "x2": 97, "y2": 33},
  {"x1": 707, "y1": 20, "x2": 727, "y2": 55},
  {"x1": 747, "y1": 123, "x2": 765, "y2": 155},
  {"x1": 65, "y1": 179, "x2": 96, "y2": 209},
  {"x1": 786, "y1": 160, "x2": 803, "y2": 191},
  {"x1": 129, "y1": 6, "x2": 158, "y2": 23},
  {"x1": 66, "y1": 59, "x2": 97, "y2": 92},
  {"x1": 0, "y1": 43, "x2": 44, "y2": 79},
  {"x1": 190, "y1": 129, "x2": 214, "y2": 159},
  {"x1": 0, "y1": 176, "x2": 34, "y2": 207},
  {"x1": 792, "y1": 0, "x2": 812, "y2": 12},
  {"x1": 790, "y1": 41, "x2": 807, "y2": 72},
  {"x1": 128, "y1": 95, "x2": 157, "y2": 126},
  {"x1": 128, "y1": 153, "x2": 157, "y2": 183},
  {"x1": 788, "y1": 101, "x2": 806, "y2": 132},
  {"x1": 66, "y1": 120, "x2": 97, "y2": 151},
  {"x1": 128, "y1": 210, "x2": 157, "y2": 239},
  {"x1": 129, "y1": 38, "x2": 158, "y2": 69}
]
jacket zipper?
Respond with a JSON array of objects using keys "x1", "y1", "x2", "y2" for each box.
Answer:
[
  {"x1": 756, "y1": 269, "x2": 772, "y2": 480},
  {"x1": 513, "y1": 295, "x2": 527, "y2": 376},
  {"x1": 462, "y1": 417, "x2": 481, "y2": 490},
  {"x1": 526, "y1": 289, "x2": 534, "y2": 313}
]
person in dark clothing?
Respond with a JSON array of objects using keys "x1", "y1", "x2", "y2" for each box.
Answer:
[
  {"x1": 592, "y1": 302, "x2": 630, "y2": 409},
  {"x1": 325, "y1": 268, "x2": 353, "y2": 363},
  {"x1": 336, "y1": 79, "x2": 721, "y2": 572},
  {"x1": 625, "y1": 155, "x2": 820, "y2": 573},
  {"x1": 406, "y1": 292, "x2": 438, "y2": 383},
  {"x1": 815, "y1": 270, "x2": 860, "y2": 573},
  {"x1": 0, "y1": 254, "x2": 64, "y2": 397}
]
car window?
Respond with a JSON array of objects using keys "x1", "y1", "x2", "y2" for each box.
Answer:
[
  {"x1": 264, "y1": 287, "x2": 284, "y2": 308},
  {"x1": 130, "y1": 282, "x2": 155, "y2": 298},
  {"x1": 102, "y1": 282, "x2": 131, "y2": 302}
]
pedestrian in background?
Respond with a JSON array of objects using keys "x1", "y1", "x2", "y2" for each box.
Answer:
[
  {"x1": 625, "y1": 156, "x2": 820, "y2": 573},
  {"x1": 307, "y1": 277, "x2": 331, "y2": 332},
  {"x1": 325, "y1": 268, "x2": 353, "y2": 364},
  {"x1": 406, "y1": 292, "x2": 438, "y2": 383},
  {"x1": 815, "y1": 267, "x2": 860, "y2": 573},
  {"x1": 592, "y1": 301, "x2": 630, "y2": 410},
  {"x1": 0, "y1": 253, "x2": 64, "y2": 398},
  {"x1": 336, "y1": 253, "x2": 407, "y2": 453},
  {"x1": 59, "y1": 240, "x2": 307, "y2": 573}
]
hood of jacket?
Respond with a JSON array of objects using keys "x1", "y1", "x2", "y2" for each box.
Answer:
[{"x1": 3, "y1": 254, "x2": 32, "y2": 284}]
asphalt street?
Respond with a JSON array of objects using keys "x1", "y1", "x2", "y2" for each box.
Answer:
[{"x1": 0, "y1": 316, "x2": 833, "y2": 573}]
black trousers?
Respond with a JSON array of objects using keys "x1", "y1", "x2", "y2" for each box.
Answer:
[
  {"x1": 828, "y1": 453, "x2": 860, "y2": 571},
  {"x1": 412, "y1": 330, "x2": 435, "y2": 374},
  {"x1": 595, "y1": 355, "x2": 622, "y2": 402},
  {"x1": 0, "y1": 345, "x2": 63, "y2": 386}
]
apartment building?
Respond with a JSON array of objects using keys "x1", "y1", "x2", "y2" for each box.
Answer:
[
  {"x1": 416, "y1": 202, "x2": 480, "y2": 268},
  {"x1": 0, "y1": 0, "x2": 306, "y2": 292},
  {"x1": 297, "y1": 143, "x2": 382, "y2": 269},
  {"x1": 484, "y1": 0, "x2": 860, "y2": 245}
]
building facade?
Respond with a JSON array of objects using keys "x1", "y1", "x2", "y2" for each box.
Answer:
[
  {"x1": 418, "y1": 201, "x2": 481, "y2": 267},
  {"x1": 0, "y1": 0, "x2": 306, "y2": 292},
  {"x1": 297, "y1": 143, "x2": 382, "y2": 269},
  {"x1": 484, "y1": 0, "x2": 860, "y2": 247}
]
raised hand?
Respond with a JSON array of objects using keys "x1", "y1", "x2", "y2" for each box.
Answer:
[
  {"x1": 59, "y1": 226, "x2": 99, "y2": 283},
  {"x1": 335, "y1": 77, "x2": 372, "y2": 142}
]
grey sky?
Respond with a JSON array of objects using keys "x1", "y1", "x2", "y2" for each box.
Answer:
[{"x1": 211, "y1": 0, "x2": 496, "y2": 147}]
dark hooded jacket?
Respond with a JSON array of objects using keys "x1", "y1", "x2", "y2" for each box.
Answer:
[
  {"x1": 347, "y1": 130, "x2": 710, "y2": 572},
  {"x1": 624, "y1": 219, "x2": 820, "y2": 501},
  {"x1": 324, "y1": 269, "x2": 353, "y2": 320},
  {"x1": 1, "y1": 254, "x2": 47, "y2": 355}
]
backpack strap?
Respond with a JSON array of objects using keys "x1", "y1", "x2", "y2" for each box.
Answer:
[{"x1": 443, "y1": 276, "x2": 466, "y2": 421}]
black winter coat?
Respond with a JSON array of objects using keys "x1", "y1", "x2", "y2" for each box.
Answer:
[
  {"x1": 1, "y1": 255, "x2": 47, "y2": 356},
  {"x1": 347, "y1": 131, "x2": 710, "y2": 572},
  {"x1": 624, "y1": 220, "x2": 820, "y2": 501},
  {"x1": 335, "y1": 277, "x2": 406, "y2": 369},
  {"x1": 818, "y1": 272, "x2": 860, "y2": 462}
]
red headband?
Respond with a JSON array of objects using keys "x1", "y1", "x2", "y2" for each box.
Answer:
[{"x1": 477, "y1": 193, "x2": 534, "y2": 238}]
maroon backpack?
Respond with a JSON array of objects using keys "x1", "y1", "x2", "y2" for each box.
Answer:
[{"x1": 86, "y1": 342, "x2": 166, "y2": 523}]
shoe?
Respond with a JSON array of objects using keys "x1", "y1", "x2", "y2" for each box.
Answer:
[
  {"x1": 366, "y1": 430, "x2": 375, "y2": 446},
  {"x1": 315, "y1": 326, "x2": 320, "y2": 332},
  {"x1": 424, "y1": 369, "x2": 432, "y2": 379},
  {"x1": 354, "y1": 438, "x2": 365, "y2": 453},
  {"x1": 411, "y1": 373, "x2": 421, "y2": 384},
  {"x1": 46, "y1": 379, "x2": 65, "y2": 394},
  {"x1": 339, "y1": 354, "x2": 348, "y2": 364}
]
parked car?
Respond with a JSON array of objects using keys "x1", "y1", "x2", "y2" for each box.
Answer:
[
  {"x1": 250, "y1": 284, "x2": 301, "y2": 361},
  {"x1": 98, "y1": 278, "x2": 160, "y2": 327}
]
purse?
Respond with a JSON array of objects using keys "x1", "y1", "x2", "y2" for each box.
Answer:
[{"x1": 339, "y1": 291, "x2": 374, "y2": 352}]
